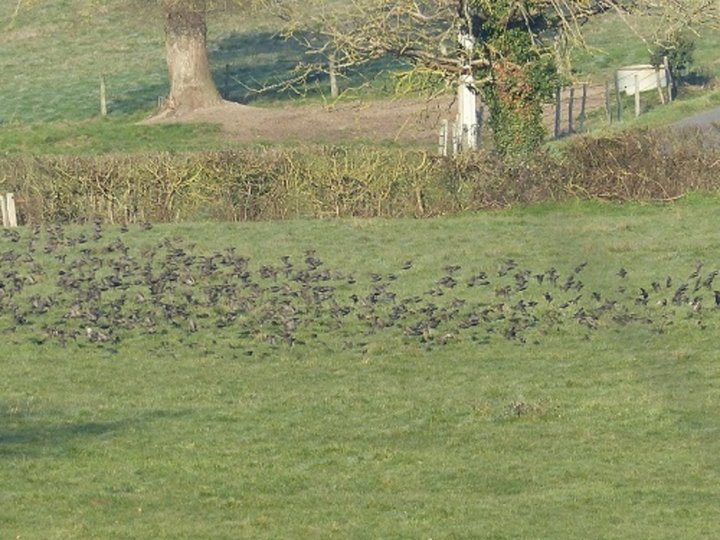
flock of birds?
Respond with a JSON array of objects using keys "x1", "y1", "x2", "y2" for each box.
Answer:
[{"x1": 1, "y1": 221, "x2": 719, "y2": 351}]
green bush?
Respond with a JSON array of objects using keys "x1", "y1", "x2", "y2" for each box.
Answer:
[{"x1": 651, "y1": 33, "x2": 696, "y2": 80}]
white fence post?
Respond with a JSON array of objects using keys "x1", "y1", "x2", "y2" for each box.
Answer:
[
  {"x1": 7, "y1": 194, "x2": 17, "y2": 227},
  {"x1": 451, "y1": 122, "x2": 459, "y2": 156},
  {"x1": 438, "y1": 119, "x2": 449, "y2": 157},
  {"x1": 0, "y1": 194, "x2": 7, "y2": 227},
  {"x1": 1, "y1": 193, "x2": 18, "y2": 228}
]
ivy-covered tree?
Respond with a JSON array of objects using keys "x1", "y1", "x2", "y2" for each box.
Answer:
[
  {"x1": 468, "y1": 1, "x2": 564, "y2": 156},
  {"x1": 282, "y1": 0, "x2": 717, "y2": 155}
]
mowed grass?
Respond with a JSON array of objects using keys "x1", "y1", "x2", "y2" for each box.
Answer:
[
  {"x1": 2, "y1": 198, "x2": 720, "y2": 538},
  {"x1": 2, "y1": 3, "x2": 720, "y2": 156}
]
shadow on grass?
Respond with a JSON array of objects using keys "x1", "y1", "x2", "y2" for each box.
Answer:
[
  {"x1": 101, "y1": 31, "x2": 307, "y2": 115},
  {"x1": 110, "y1": 80, "x2": 169, "y2": 117},
  {"x1": 0, "y1": 409, "x2": 190, "y2": 458},
  {"x1": 99, "y1": 30, "x2": 406, "y2": 117},
  {"x1": 210, "y1": 31, "x2": 304, "y2": 103},
  {"x1": 209, "y1": 31, "x2": 404, "y2": 105}
]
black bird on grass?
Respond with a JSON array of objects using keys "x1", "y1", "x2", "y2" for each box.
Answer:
[
  {"x1": 438, "y1": 275, "x2": 457, "y2": 288},
  {"x1": 467, "y1": 271, "x2": 489, "y2": 287},
  {"x1": 545, "y1": 267, "x2": 559, "y2": 287},
  {"x1": 672, "y1": 284, "x2": 689, "y2": 306},
  {"x1": 497, "y1": 259, "x2": 517, "y2": 277},
  {"x1": 702, "y1": 271, "x2": 718, "y2": 290},
  {"x1": 304, "y1": 250, "x2": 323, "y2": 270},
  {"x1": 2, "y1": 229, "x2": 21, "y2": 242},
  {"x1": 93, "y1": 217, "x2": 103, "y2": 241}
]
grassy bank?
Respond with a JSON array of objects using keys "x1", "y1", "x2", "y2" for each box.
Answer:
[{"x1": 2, "y1": 198, "x2": 720, "y2": 538}]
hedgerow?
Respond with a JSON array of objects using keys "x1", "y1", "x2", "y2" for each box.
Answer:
[{"x1": 0, "y1": 128, "x2": 717, "y2": 224}]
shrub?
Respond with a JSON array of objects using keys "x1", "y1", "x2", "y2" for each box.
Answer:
[
  {"x1": 0, "y1": 129, "x2": 718, "y2": 225},
  {"x1": 651, "y1": 33, "x2": 696, "y2": 80}
]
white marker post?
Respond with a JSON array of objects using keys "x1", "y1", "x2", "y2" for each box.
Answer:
[
  {"x1": 457, "y1": 32, "x2": 478, "y2": 152},
  {"x1": 7, "y1": 194, "x2": 17, "y2": 227}
]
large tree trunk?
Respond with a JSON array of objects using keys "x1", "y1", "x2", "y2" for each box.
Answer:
[{"x1": 160, "y1": 0, "x2": 222, "y2": 116}]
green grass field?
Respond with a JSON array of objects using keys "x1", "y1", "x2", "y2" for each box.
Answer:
[
  {"x1": 3, "y1": 197, "x2": 720, "y2": 538},
  {"x1": 0, "y1": 0, "x2": 394, "y2": 124},
  {"x1": 2, "y1": 3, "x2": 720, "y2": 156},
  {"x1": 2, "y1": 5, "x2": 720, "y2": 535}
]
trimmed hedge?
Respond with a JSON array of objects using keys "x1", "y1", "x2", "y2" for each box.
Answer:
[{"x1": 0, "y1": 128, "x2": 718, "y2": 224}]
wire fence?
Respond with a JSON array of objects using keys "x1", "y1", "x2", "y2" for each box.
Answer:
[{"x1": 551, "y1": 60, "x2": 674, "y2": 139}]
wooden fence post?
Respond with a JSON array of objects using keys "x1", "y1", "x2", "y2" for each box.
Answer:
[
  {"x1": 634, "y1": 74, "x2": 641, "y2": 118},
  {"x1": 656, "y1": 67, "x2": 666, "y2": 105},
  {"x1": 476, "y1": 105, "x2": 484, "y2": 147},
  {"x1": 223, "y1": 64, "x2": 231, "y2": 100},
  {"x1": 614, "y1": 73, "x2": 623, "y2": 121},
  {"x1": 664, "y1": 55, "x2": 674, "y2": 103},
  {"x1": 329, "y1": 55, "x2": 339, "y2": 99},
  {"x1": 605, "y1": 81, "x2": 612, "y2": 124},
  {"x1": 554, "y1": 87, "x2": 562, "y2": 138},
  {"x1": 568, "y1": 86, "x2": 575, "y2": 134},
  {"x1": 100, "y1": 75, "x2": 107, "y2": 117},
  {"x1": 578, "y1": 84, "x2": 587, "y2": 132}
]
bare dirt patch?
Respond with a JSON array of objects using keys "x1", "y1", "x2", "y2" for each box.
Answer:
[
  {"x1": 145, "y1": 84, "x2": 609, "y2": 146},
  {"x1": 145, "y1": 97, "x2": 457, "y2": 146}
]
